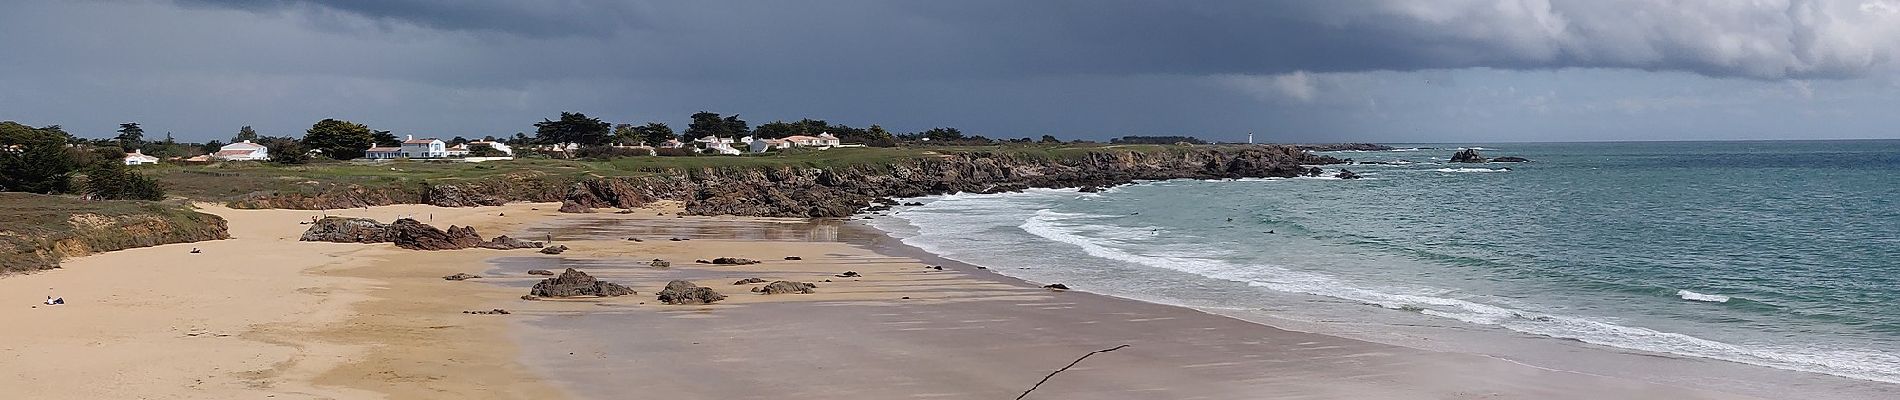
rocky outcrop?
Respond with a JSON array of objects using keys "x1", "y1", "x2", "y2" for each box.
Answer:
[
  {"x1": 539, "y1": 245, "x2": 569, "y2": 255},
  {"x1": 528, "y1": 268, "x2": 636, "y2": 297},
  {"x1": 1334, "y1": 170, "x2": 1363, "y2": 180},
  {"x1": 733, "y1": 277, "x2": 768, "y2": 285},
  {"x1": 443, "y1": 273, "x2": 481, "y2": 281},
  {"x1": 710, "y1": 257, "x2": 759, "y2": 265},
  {"x1": 527, "y1": 269, "x2": 555, "y2": 276},
  {"x1": 479, "y1": 235, "x2": 543, "y2": 250},
  {"x1": 752, "y1": 281, "x2": 816, "y2": 295},
  {"x1": 559, "y1": 146, "x2": 1340, "y2": 217},
  {"x1": 300, "y1": 217, "x2": 541, "y2": 251},
  {"x1": 1450, "y1": 149, "x2": 1487, "y2": 163},
  {"x1": 656, "y1": 280, "x2": 725, "y2": 305},
  {"x1": 299, "y1": 217, "x2": 393, "y2": 243}
]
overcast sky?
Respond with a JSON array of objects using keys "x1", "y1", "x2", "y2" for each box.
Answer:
[{"x1": 3, "y1": 0, "x2": 1899, "y2": 143}]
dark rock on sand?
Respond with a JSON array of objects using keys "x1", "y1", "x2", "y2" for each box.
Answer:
[
  {"x1": 1334, "y1": 169, "x2": 1363, "y2": 180},
  {"x1": 711, "y1": 257, "x2": 759, "y2": 265},
  {"x1": 1043, "y1": 283, "x2": 1071, "y2": 290},
  {"x1": 479, "y1": 235, "x2": 543, "y2": 250},
  {"x1": 752, "y1": 281, "x2": 817, "y2": 295},
  {"x1": 526, "y1": 269, "x2": 555, "y2": 276},
  {"x1": 1491, "y1": 156, "x2": 1531, "y2": 163},
  {"x1": 443, "y1": 273, "x2": 481, "y2": 281},
  {"x1": 649, "y1": 259, "x2": 671, "y2": 268},
  {"x1": 463, "y1": 309, "x2": 511, "y2": 315},
  {"x1": 656, "y1": 280, "x2": 725, "y2": 305},
  {"x1": 387, "y1": 218, "x2": 483, "y2": 250},
  {"x1": 783, "y1": 256, "x2": 802, "y2": 260},
  {"x1": 1450, "y1": 149, "x2": 1487, "y2": 163},
  {"x1": 733, "y1": 277, "x2": 768, "y2": 285},
  {"x1": 539, "y1": 245, "x2": 569, "y2": 255},
  {"x1": 530, "y1": 268, "x2": 636, "y2": 297},
  {"x1": 836, "y1": 271, "x2": 861, "y2": 278}
]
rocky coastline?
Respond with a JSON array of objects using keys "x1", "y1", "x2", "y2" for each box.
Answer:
[{"x1": 228, "y1": 146, "x2": 1343, "y2": 218}]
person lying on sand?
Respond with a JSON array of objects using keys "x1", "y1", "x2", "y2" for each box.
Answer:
[
  {"x1": 190, "y1": 248, "x2": 201, "y2": 254},
  {"x1": 44, "y1": 296, "x2": 63, "y2": 305}
]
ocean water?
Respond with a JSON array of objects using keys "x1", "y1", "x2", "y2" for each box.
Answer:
[{"x1": 868, "y1": 140, "x2": 1900, "y2": 385}]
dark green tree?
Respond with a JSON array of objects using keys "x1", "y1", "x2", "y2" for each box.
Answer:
[
  {"x1": 611, "y1": 123, "x2": 640, "y2": 146},
  {"x1": 234, "y1": 125, "x2": 258, "y2": 142},
  {"x1": 371, "y1": 130, "x2": 400, "y2": 147},
  {"x1": 1040, "y1": 134, "x2": 1060, "y2": 144},
  {"x1": 0, "y1": 121, "x2": 81, "y2": 194},
  {"x1": 200, "y1": 140, "x2": 225, "y2": 154},
  {"x1": 115, "y1": 122, "x2": 145, "y2": 151},
  {"x1": 632, "y1": 123, "x2": 674, "y2": 147},
  {"x1": 449, "y1": 136, "x2": 469, "y2": 146},
  {"x1": 301, "y1": 119, "x2": 375, "y2": 160},
  {"x1": 683, "y1": 112, "x2": 748, "y2": 141},
  {"x1": 83, "y1": 162, "x2": 165, "y2": 201},
  {"x1": 533, "y1": 112, "x2": 611, "y2": 146},
  {"x1": 262, "y1": 136, "x2": 309, "y2": 165}
]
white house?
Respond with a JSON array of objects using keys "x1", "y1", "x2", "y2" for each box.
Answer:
[
  {"x1": 400, "y1": 136, "x2": 446, "y2": 158},
  {"x1": 122, "y1": 149, "x2": 159, "y2": 165},
  {"x1": 364, "y1": 146, "x2": 403, "y2": 159},
  {"x1": 659, "y1": 139, "x2": 686, "y2": 149},
  {"x1": 694, "y1": 135, "x2": 742, "y2": 155},
  {"x1": 445, "y1": 143, "x2": 471, "y2": 157},
  {"x1": 747, "y1": 137, "x2": 787, "y2": 153},
  {"x1": 212, "y1": 140, "x2": 270, "y2": 161},
  {"x1": 780, "y1": 133, "x2": 841, "y2": 148}
]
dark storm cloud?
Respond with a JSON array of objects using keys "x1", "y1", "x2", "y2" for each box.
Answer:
[{"x1": 176, "y1": 0, "x2": 1900, "y2": 80}]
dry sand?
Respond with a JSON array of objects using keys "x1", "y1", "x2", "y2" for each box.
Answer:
[
  {"x1": 0, "y1": 203, "x2": 1787, "y2": 399},
  {"x1": 0, "y1": 202, "x2": 572, "y2": 399}
]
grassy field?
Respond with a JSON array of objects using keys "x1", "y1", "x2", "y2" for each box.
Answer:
[{"x1": 141, "y1": 144, "x2": 1189, "y2": 202}]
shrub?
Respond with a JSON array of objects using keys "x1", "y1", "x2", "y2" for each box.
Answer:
[
  {"x1": 83, "y1": 162, "x2": 166, "y2": 201},
  {"x1": 653, "y1": 147, "x2": 698, "y2": 157}
]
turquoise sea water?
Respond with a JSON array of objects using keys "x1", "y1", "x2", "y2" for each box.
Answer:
[{"x1": 869, "y1": 140, "x2": 1900, "y2": 384}]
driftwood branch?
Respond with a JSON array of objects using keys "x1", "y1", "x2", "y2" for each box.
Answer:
[{"x1": 1015, "y1": 344, "x2": 1130, "y2": 400}]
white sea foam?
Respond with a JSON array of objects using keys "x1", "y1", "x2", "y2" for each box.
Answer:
[
  {"x1": 1434, "y1": 168, "x2": 1509, "y2": 173},
  {"x1": 1678, "y1": 290, "x2": 1731, "y2": 303},
  {"x1": 879, "y1": 183, "x2": 1900, "y2": 385}
]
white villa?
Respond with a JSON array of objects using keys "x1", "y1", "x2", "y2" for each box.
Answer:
[
  {"x1": 213, "y1": 140, "x2": 270, "y2": 161},
  {"x1": 401, "y1": 136, "x2": 447, "y2": 158},
  {"x1": 694, "y1": 135, "x2": 742, "y2": 155},
  {"x1": 122, "y1": 149, "x2": 159, "y2": 165},
  {"x1": 744, "y1": 132, "x2": 844, "y2": 153}
]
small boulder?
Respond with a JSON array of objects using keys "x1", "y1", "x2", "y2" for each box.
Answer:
[
  {"x1": 625, "y1": 237, "x2": 643, "y2": 242},
  {"x1": 442, "y1": 273, "x2": 481, "y2": 281},
  {"x1": 711, "y1": 257, "x2": 760, "y2": 265},
  {"x1": 539, "y1": 245, "x2": 569, "y2": 255},
  {"x1": 1043, "y1": 283, "x2": 1070, "y2": 291},
  {"x1": 656, "y1": 280, "x2": 725, "y2": 305},
  {"x1": 669, "y1": 238, "x2": 689, "y2": 241},
  {"x1": 733, "y1": 277, "x2": 768, "y2": 285},
  {"x1": 649, "y1": 259, "x2": 672, "y2": 268},
  {"x1": 751, "y1": 281, "x2": 817, "y2": 295},
  {"x1": 1334, "y1": 169, "x2": 1363, "y2": 180},
  {"x1": 835, "y1": 271, "x2": 861, "y2": 278},
  {"x1": 783, "y1": 256, "x2": 802, "y2": 260},
  {"x1": 526, "y1": 269, "x2": 555, "y2": 276},
  {"x1": 1078, "y1": 186, "x2": 1102, "y2": 193},
  {"x1": 530, "y1": 268, "x2": 636, "y2": 297},
  {"x1": 902, "y1": 202, "x2": 924, "y2": 206}
]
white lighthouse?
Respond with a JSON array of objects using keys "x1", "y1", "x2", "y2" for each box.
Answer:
[{"x1": 1247, "y1": 132, "x2": 1254, "y2": 144}]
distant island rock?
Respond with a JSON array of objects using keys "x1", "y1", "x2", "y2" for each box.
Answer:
[{"x1": 1450, "y1": 149, "x2": 1488, "y2": 163}]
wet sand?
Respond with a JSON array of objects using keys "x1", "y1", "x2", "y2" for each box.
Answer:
[{"x1": 493, "y1": 215, "x2": 1764, "y2": 399}]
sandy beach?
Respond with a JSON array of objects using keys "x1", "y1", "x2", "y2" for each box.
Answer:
[{"x1": 0, "y1": 202, "x2": 1849, "y2": 399}]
